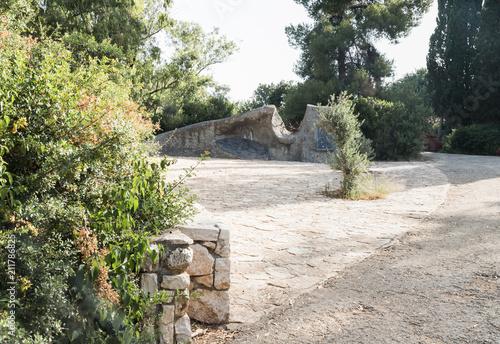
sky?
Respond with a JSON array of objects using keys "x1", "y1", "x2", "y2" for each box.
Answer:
[{"x1": 171, "y1": 0, "x2": 439, "y2": 101}]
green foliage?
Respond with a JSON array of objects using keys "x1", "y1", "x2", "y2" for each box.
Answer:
[
  {"x1": 317, "y1": 92, "x2": 371, "y2": 199},
  {"x1": 133, "y1": 22, "x2": 238, "y2": 131},
  {"x1": 427, "y1": 0, "x2": 484, "y2": 131},
  {"x1": 284, "y1": 0, "x2": 432, "y2": 124},
  {"x1": 29, "y1": 0, "x2": 238, "y2": 132},
  {"x1": 241, "y1": 81, "x2": 296, "y2": 114},
  {"x1": 156, "y1": 88, "x2": 237, "y2": 132},
  {"x1": 355, "y1": 95, "x2": 430, "y2": 161},
  {"x1": 381, "y1": 69, "x2": 434, "y2": 122},
  {"x1": 442, "y1": 123, "x2": 500, "y2": 156},
  {"x1": 283, "y1": 79, "x2": 341, "y2": 125},
  {"x1": 0, "y1": 18, "x2": 197, "y2": 343},
  {"x1": 473, "y1": 0, "x2": 500, "y2": 124}
]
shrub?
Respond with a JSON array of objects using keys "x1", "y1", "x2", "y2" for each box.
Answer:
[
  {"x1": 0, "y1": 21, "x2": 196, "y2": 343},
  {"x1": 317, "y1": 92, "x2": 372, "y2": 199},
  {"x1": 442, "y1": 123, "x2": 500, "y2": 155},
  {"x1": 355, "y1": 97, "x2": 429, "y2": 160}
]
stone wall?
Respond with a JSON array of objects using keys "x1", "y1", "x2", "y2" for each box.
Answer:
[
  {"x1": 178, "y1": 205, "x2": 231, "y2": 325},
  {"x1": 154, "y1": 105, "x2": 331, "y2": 163},
  {"x1": 141, "y1": 231, "x2": 195, "y2": 344},
  {"x1": 140, "y1": 205, "x2": 231, "y2": 342}
]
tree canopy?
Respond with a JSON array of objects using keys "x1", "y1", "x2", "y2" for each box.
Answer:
[
  {"x1": 427, "y1": 0, "x2": 482, "y2": 130},
  {"x1": 473, "y1": 0, "x2": 500, "y2": 124},
  {"x1": 30, "y1": 0, "x2": 238, "y2": 132},
  {"x1": 286, "y1": 0, "x2": 432, "y2": 96}
]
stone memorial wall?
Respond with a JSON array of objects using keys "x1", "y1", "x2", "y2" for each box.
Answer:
[{"x1": 155, "y1": 105, "x2": 332, "y2": 163}]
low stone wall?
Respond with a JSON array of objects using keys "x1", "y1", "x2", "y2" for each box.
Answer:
[
  {"x1": 178, "y1": 205, "x2": 231, "y2": 325},
  {"x1": 141, "y1": 231, "x2": 195, "y2": 344},
  {"x1": 140, "y1": 205, "x2": 231, "y2": 342}
]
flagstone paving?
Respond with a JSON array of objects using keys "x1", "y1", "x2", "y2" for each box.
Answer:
[{"x1": 165, "y1": 157, "x2": 449, "y2": 325}]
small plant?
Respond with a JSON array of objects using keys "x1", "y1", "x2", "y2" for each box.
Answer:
[{"x1": 317, "y1": 92, "x2": 372, "y2": 199}]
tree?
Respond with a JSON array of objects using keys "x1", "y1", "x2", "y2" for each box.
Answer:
[
  {"x1": 32, "y1": 0, "x2": 238, "y2": 132},
  {"x1": 285, "y1": 0, "x2": 432, "y2": 121},
  {"x1": 473, "y1": 0, "x2": 500, "y2": 124},
  {"x1": 381, "y1": 69, "x2": 434, "y2": 128},
  {"x1": 133, "y1": 22, "x2": 237, "y2": 131},
  {"x1": 241, "y1": 81, "x2": 295, "y2": 113},
  {"x1": 427, "y1": 0, "x2": 482, "y2": 133}
]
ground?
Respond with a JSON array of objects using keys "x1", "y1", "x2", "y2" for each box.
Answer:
[{"x1": 187, "y1": 153, "x2": 499, "y2": 343}]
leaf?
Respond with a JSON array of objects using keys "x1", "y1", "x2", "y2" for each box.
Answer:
[{"x1": 71, "y1": 329, "x2": 81, "y2": 341}]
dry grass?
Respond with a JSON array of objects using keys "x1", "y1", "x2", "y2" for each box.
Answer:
[
  {"x1": 321, "y1": 173, "x2": 400, "y2": 200},
  {"x1": 191, "y1": 321, "x2": 237, "y2": 344}
]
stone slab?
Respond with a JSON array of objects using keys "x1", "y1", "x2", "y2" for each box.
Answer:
[{"x1": 152, "y1": 230, "x2": 193, "y2": 245}]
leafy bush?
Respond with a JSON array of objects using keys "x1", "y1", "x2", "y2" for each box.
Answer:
[
  {"x1": 156, "y1": 90, "x2": 237, "y2": 132},
  {"x1": 317, "y1": 92, "x2": 372, "y2": 199},
  {"x1": 0, "y1": 19, "x2": 196, "y2": 343},
  {"x1": 442, "y1": 123, "x2": 500, "y2": 155},
  {"x1": 355, "y1": 97, "x2": 430, "y2": 160}
]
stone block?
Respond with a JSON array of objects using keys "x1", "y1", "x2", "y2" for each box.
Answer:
[
  {"x1": 166, "y1": 247, "x2": 193, "y2": 272},
  {"x1": 214, "y1": 258, "x2": 231, "y2": 290},
  {"x1": 141, "y1": 244, "x2": 159, "y2": 272},
  {"x1": 141, "y1": 273, "x2": 158, "y2": 298},
  {"x1": 175, "y1": 314, "x2": 192, "y2": 344},
  {"x1": 159, "y1": 305, "x2": 175, "y2": 344},
  {"x1": 186, "y1": 244, "x2": 214, "y2": 276},
  {"x1": 161, "y1": 273, "x2": 190, "y2": 290},
  {"x1": 201, "y1": 241, "x2": 216, "y2": 250},
  {"x1": 188, "y1": 289, "x2": 230, "y2": 324},
  {"x1": 195, "y1": 275, "x2": 213, "y2": 288},
  {"x1": 177, "y1": 215, "x2": 220, "y2": 242},
  {"x1": 152, "y1": 230, "x2": 193, "y2": 246},
  {"x1": 214, "y1": 225, "x2": 230, "y2": 258}
]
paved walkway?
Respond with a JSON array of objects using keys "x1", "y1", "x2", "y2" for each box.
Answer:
[{"x1": 166, "y1": 156, "x2": 449, "y2": 325}]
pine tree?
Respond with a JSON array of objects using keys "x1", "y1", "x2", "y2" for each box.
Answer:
[
  {"x1": 287, "y1": 0, "x2": 432, "y2": 98},
  {"x1": 473, "y1": 0, "x2": 500, "y2": 124}
]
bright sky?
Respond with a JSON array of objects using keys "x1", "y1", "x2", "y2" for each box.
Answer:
[{"x1": 171, "y1": 0, "x2": 438, "y2": 101}]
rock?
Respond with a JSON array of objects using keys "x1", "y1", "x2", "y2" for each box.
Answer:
[
  {"x1": 188, "y1": 289, "x2": 230, "y2": 324},
  {"x1": 195, "y1": 275, "x2": 214, "y2": 288},
  {"x1": 159, "y1": 305, "x2": 175, "y2": 344},
  {"x1": 174, "y1": 289, "x2": 190, "y2": 317},
  {"x1": 175, "y1": 314, "x2": 192, "y2": 343},
  {"x1": 166, "y1": 247, "x2": 193, "y2": 272},
  {"x1": 161, "y1": 273, "x2": 191, "y2": 290},
  {"x1": 214, "y1": 258, "x2": 231, "y2": 290},
  {"x1": 201, "y1": 241, "x2": 216, "y2": 250},
  {"x1": 177, "y1": 214, "x2": 220, "y2": 242},
  {"x1": 141, "y1": 245, "x2": 159, "y2": 272},
  {"x1": 215, "y1": 225, "x2": 230, "y2": 258},
  {"x1": 186, "y1": 244, "x2": 214, "y2": 276},
  {"x1": 141, "y1": 273, "x2": 158, "y2": 298},
  {"x1": 152, "y1": 230, "x2": 193, "y2": 246}
]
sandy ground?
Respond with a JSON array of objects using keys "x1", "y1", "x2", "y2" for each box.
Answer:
[{"x1": 228, "y1": 153, "x2": 500, "y2": 343}]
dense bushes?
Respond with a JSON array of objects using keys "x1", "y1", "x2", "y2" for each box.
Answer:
[
  {"x1": 355, "y1": 97, "x2": 430, "y2": 161},
  {"x1": 443, "y1": 123, "x2": 500, "y2": 155},
  {"x1": 0, "y1": 16, "x2": 196, "y2": 343}
]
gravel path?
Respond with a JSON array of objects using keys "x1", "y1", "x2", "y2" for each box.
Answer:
[
  {"x1": 228, "y1": 153, "x2": 500, "y2": 343},
  {"x1": 167, "y1": 154, "x2": 451, "y2": 328}
]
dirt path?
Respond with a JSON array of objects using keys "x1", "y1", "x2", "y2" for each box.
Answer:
[{"x1": 229, "y1": 153, "x2": 500, "y2": 343}]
